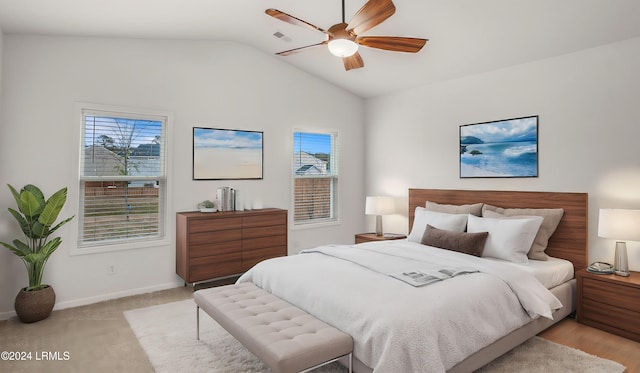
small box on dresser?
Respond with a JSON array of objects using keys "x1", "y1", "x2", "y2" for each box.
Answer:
[
  {"x1": 176, "y1": 208, "x2": 287, "y2": 284},
  {"x1": 576, "y1": 269, "x2": 640, "y2": 342}
]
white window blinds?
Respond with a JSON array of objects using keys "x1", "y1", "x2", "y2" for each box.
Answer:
[
  {"x1": 79, "y1": 108, "x2": 167, "y2": 247},
  {"x1": 292, "y1": 131, "x2": 338, "y2": 225}
]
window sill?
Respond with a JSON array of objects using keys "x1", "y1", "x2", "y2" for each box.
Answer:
[
  {"x1": 69, "y1": 237, "x2": 171, "y2": 256},
  {"x1": 290, "y1": 219, "x2": 341, "y2": 231}
]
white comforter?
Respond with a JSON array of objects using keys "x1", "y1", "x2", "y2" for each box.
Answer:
[{"x1": 237, "y1": 240, "x2": 562, "y2": 372}]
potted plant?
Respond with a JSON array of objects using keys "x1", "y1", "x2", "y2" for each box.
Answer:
[
  {"x1": 197, "y1": 199, "x2": 217, "y2": 213},
  {"x1": 0, "y1": 184, "x2": 74, "y2": 323}
]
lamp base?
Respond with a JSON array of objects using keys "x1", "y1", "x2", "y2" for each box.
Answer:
[
  {"x1": 375, "y1": 215, "x2": 383, "y2": 236},
  {"x1": 614, "y1": 241, "x2": 630, "y2": 277}
]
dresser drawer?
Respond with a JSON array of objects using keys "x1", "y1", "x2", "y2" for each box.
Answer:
[
  {"x1": 242, "y1": 246, "x2": 287, "y2": 271},
  {"x1": 189, "y1": 241, "x2": 241, "y2": 259},
  {"x1": 189, "y1": 252, "x2": 243, "y2": 282},
  {"x1": 243, "y1": 224, "x2": 287, "y2": 239},
  {"x1": 189, "y1": 217, "x2": 242, "y2": 233},
  {"x1": 243, "y1": 212, "x2": 286, "y2": 228},
  {"x1": 243, "y1": 235, "x2": 287, "y2": 251},
  {"x1": 189, "y1": 229, "x2": 241, "y2": 246},
  {"x1": 582, "y1": 277, "x2": 640, "y2": 312}
]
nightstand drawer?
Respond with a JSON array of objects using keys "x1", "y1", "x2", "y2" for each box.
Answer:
[
  {"x1": 582, "y1": 277, "x2": 640, "y2": 312},
  {"x1": 581, "y1": 297, "x2": 640, "y2": 337}
]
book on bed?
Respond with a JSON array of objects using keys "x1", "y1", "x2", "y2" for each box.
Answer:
[{"x1": 391, "y1": 268, "x2": 478, "y2": 286}]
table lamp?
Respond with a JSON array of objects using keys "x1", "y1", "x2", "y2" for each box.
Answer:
[
  {"x1": 365, "y1": 196, "x2": 395, "y2": 236},
  {"x1": 598, "y1": 208, "x2": 640, "y2": 277}
]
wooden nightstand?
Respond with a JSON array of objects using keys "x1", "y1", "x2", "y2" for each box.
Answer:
[
  {"x1": 576, "y1": 269, "x2": 640, "y2": 342},
  {"x1": 355, "y1": 233, "x2": 407, "y2": 244}
]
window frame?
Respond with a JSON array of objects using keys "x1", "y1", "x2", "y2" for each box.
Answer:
[
  {"x1": 291, "y1": 128, "x2": 340, "y2": 229},
  {"x1": 70, "y1": 102, "x2": 173, "y2": 255}
]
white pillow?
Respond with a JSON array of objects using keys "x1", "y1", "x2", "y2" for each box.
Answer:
[
  {"x1": 467, "y1": 214, "x2": 543, "y2": 263},
  {"x1": 482, "y1": 206, "x2": 564, "y2": 261},
  {"x1": 426, "y1": 201, "x2": 483, "y2": 216},
  {"x1": 408, "y1": 207, "x2": 468, "y2": 243}
]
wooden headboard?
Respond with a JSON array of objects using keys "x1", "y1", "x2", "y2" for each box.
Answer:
[{"x1": 408, "y1": 189, "x2": 589, "y2": 272}]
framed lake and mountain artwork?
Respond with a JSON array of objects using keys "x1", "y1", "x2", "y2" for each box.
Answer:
[
  {"x1": 459, "y1": 116, "x2": 538, "y2": 178},
  {"x1": 193, "y1": 127, "x2": 263, "y2": 180}
]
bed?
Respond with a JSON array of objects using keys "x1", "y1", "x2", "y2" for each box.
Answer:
[{"x1": 237, "y1": 189, "x2": 588, "y2": 372}]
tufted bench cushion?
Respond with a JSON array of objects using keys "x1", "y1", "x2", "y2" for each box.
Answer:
[{"x1": 194, "y1": 282, "x2": 353, "y2": 373}]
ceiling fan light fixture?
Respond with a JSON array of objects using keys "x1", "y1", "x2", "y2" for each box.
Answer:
[{"x1": 328, "y1": 39, "x2": 359, "y2": 57}]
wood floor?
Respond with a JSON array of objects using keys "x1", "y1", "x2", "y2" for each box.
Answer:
[{"x1": 539, "y1": 316, "x2": 640, "y2": 373}]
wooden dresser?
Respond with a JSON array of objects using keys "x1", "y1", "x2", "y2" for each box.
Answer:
[
  {"x1": 576, "y1": 269, "x2": 640, "y2": 342},
  {"x1": 176, "y1": 208, "x2": 287, "y2": 284}
]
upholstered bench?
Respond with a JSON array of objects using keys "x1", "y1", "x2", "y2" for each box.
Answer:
[{"x1": 194, "y1": 282, "x2": 353, "y2": 373}]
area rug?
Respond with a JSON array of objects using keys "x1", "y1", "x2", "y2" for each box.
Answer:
[{"x1": 124, "y1": 299, "x2": 625, "y2": 373}]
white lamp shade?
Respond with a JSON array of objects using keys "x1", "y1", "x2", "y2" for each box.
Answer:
[
  {"x1": 365, "y1": 196, "x2": 395, "y2": 216},
  {"x1": 327, "y1": 39, "x2": 359, "y2": 57},
  {"x1": 598, "y1": 208, "x2": 640, "y2": 241}
]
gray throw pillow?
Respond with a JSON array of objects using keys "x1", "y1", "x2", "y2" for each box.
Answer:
[{"x1": 421, "y1": 224, "x2": 488, "y2": 257}]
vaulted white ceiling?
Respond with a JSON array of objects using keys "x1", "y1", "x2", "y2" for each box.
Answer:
[{"x1": 1, "y1": 0, "x2": 640, "y2": 98}]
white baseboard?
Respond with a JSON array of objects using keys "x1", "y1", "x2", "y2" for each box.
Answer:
[
  {"x1": 0, "y1": 309, "x2": 16, "y2": 321},
  {"x1": 0, "y1": 281, "x2": 184, "y2": 321}
]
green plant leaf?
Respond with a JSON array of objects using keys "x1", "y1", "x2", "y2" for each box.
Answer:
[
  {"x1": 12, "y1": 239, "x2": 31, "y2": 253},
  {"x1": 23, "y1": 184, "x2": 45, "y2": 207},
  {"x1": 22, "y1": 241, "x2": 56, "y2": 265},
  {"x1": 38, "y1": 187, "x2": 67, "y2": 227},
  {"x1": 30, "y1": 221, "x2": 47, "y2": 238},
  {"x1": 8, "y1": 184, "x2": 21, "y2": 206},
  {"x1": 47, "y1": 215, "x2": 75, "y2": 236},
  {"x1": 40, "y1": 237, "x2": 62, "y2": 259},
  {"x1": 18, "y1": 189, "x2": 43, "y2": 219},
  {"x1": 23, "y1": 252, "x2": 41, "y2": 264},
  {"x1": 7, "y1": 207, "x2": 31, "y2": 236},
  {"x1": 0, "y1": 241, "x2": 27, "y2": 257}
]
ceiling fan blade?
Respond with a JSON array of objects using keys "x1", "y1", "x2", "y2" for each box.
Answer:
[
  {"x1": 356, "y1": 36, "x2": 427, "y2": 53},
  {"x1": 347, "y1": 0, "x2": 396, "y2": 35},
  {"x1": 276, "y1": 42, "x2": 326, "y2": 56},
  {"x1": 265, "y1": 8, "x2": 326, "y2": 33},
  {"x1": 343, "y1": 52, "x2": 364, "y2": 71}
]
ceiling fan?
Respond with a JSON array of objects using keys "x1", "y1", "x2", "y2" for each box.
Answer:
[{"x1": 266, "y1": 0, "x2": 428, "y2": 71}]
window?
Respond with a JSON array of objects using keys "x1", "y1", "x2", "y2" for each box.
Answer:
[
  {"x1": 292, "y1": 130, "x2": 338, "y2": 225},
  {"x1": 78, "y1": 104, "x2": 169, "y2": 249}
]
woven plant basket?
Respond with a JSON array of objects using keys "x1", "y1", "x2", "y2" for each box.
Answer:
[{"x1": 14, "y1": 285, "x2": 56, "y2": 323}]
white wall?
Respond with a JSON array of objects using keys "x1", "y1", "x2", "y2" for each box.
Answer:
[
  {"x1": 0, "y1": 30, "x2": 8, "y2": 316},
  {"x1": 364, "y1": 36, "x2": 640, "y2": 271},
  {"x1": 0, "y1": 35, "x2": 364, "y2": 318}
]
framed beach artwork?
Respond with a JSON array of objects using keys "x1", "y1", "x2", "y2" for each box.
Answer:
[
  {"x1": 459, "y1": 116, "x2": 538, "y2": 178},
  {"x1": 193, "y1": 127, "x2": 263, "y2": 180}
]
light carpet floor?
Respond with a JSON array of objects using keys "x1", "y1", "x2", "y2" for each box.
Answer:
[{"x1": 124, "y1": 299, "x2": 626, "y2": 373}]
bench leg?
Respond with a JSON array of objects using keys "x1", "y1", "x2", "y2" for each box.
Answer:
[
  {"x1": 196, "y1": 306, "x2": 200, "y2": 340},
  {"x1": 299, "y1": 352, "x2": 353, "y2": 373}
]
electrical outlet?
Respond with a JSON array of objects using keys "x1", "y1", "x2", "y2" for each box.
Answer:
[{"x1": 108, "y1": 264, "x2": 117, "y2": 275}]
